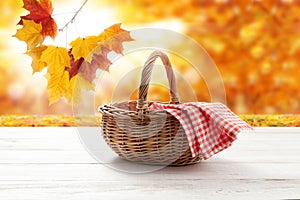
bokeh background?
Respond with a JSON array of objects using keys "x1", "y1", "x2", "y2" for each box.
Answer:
[{"x1": 1, "y1": 0, "x2": 300, "y2": 115}]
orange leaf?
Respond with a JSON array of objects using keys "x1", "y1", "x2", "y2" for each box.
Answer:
[
  {"x1": 97, "y1": 23, "x2": 133, "y2": 54},
  {"x1": 19, "y1": 0, "x2": 57, "y2": 38}
]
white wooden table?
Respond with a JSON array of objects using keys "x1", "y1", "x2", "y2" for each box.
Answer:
[{"x1": 0, "y1": 127, "x2": 299, "y2": 199}]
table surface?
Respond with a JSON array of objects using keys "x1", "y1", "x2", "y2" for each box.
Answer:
[{"x1": 0, "y1": 127, "x2": 299, "y2": 200}]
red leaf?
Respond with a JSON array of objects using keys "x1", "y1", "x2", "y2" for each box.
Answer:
[
  {"x1": 65, "y1": 49, "x2": 84, "y2": 80},
  {"x1": 19, "y1": 0, "x2": 57, "y2": 38},
  {"x1": 66, "y1": 45, "x2": 112, "y2": 83}
]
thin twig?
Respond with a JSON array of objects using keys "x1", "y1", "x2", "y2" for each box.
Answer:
[{"x1": 58, "y1": 0, "x2": 89, "y2": 32}]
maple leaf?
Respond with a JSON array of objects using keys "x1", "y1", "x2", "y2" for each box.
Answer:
[
  {"x1": 40, "y1": 46, "x2": 70, "y2": 75},
  {"x1": 19, "y1": 0, "x2": 57, "y2": 38},
  {"x1": 80, "y1": 45, "x2": 111, "y2": 83},
  {"x1": 68, "y1": 74, "x2": 95, "y2": 104},
  {"x1": 67, "y1": 24, "x2": 133, "y2": 84},
  {"x1": 97, "y1": 23, "x2": 134, "y2": 54},
  {"x1": 13, "y1": 19, "x2": 44, "y2": 50},
  {"x1": 26, "y1": 45, "x2": 47, "y2": 73},
  {"x1": 41, "y1": 46, "x2": 71, "y2": 105},
  {"x1": 46, "y1": 71, "x2": 70, "y2": 105},
  {"x1": 70, "y1": 36, "x2": 99, "y2": 60},
  {"x1": 79, "y1": 61, "x2": 99, "y2": 83},
  {"x1": 91, "y1": 52, "x2": 112, "y2": 73},
  {"x1": 65, "y1": 49, "x2": 84, "y2": 80},
  {"x1": 82, "y1": 44, "x2": 112, "y2": 72}
]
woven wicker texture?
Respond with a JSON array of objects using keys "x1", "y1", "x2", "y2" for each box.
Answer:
[{"x1": 99, "y1": 51, "x2": 201, "y2": 166}]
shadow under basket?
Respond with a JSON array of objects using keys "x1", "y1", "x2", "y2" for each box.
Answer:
[{"x1": 98, "y1": 51, "x2": 202, "y2": 166}]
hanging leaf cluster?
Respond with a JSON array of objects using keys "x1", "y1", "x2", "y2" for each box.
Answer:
[{"x1": 14, "y1": 0, "x2": 133, "y2": 105}]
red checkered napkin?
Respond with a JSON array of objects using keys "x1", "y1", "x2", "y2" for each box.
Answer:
[{"x1": 149, "y1": 102, "x2": 253, "y2": 159}]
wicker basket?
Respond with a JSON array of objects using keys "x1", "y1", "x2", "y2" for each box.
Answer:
[{"x1": 98, "y1": 51, "x2": 202, "y2": 166}]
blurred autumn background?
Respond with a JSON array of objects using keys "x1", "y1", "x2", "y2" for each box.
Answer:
[{"x1": 1, "y1": 0, "x2": 300, "y2": 116}]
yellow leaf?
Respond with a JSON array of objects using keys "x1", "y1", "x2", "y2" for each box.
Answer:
[
  {"x1": 70, "y1": 36, "x2": 99, "y2": 60},
  {"x1": 26, "y1": 45, "x2": 47, "y2": 73},
  {"x1": 96, "y1": 23, "x2": 133, "y2": 54},
  {"x1": 86, "y1": 44, "x2": 110, "y2": 62},
  {"x1": 46, "y1": 71, "x2": 70, "y2": 105},
  {"x1": 97, "y1": 23, "x2": 126, "y2": 42},
  {"x1": 67, "y1": 74, "x2": 95, "y2": 104},
  {"x1": 40, "y1": 45, "x2": 70, "y2": 75},
  {"x1": 13, "y1": 19, "x2": 44, "y2": 50}
]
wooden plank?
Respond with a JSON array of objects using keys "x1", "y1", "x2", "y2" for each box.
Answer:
[
  {"x1": 0, "y1": 161, "x2": 299, "y2": 199},
  {"x1": 0, "y1": 179, "x2": 299, "y2": 200},
  {"x1": 1, "y1": 128, "x2": 300, "y2": 164},
  {"x1": 0, "y1": 162, "x2": 300, "y2": 180},
  {"x1": 0, "y1": 127, "x2": 299, "y2": 199}
]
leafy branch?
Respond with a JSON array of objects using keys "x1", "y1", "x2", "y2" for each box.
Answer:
[{"x1": 14, "y1": 0, "x2": 133, "y2": 105}]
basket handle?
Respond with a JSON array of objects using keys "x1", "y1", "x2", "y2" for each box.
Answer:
[{"x1": 137, "y1": 51, "x2": 180, "y2": 117}]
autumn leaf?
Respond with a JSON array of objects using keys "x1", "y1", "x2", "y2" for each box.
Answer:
[
  {"x1": 46, "y1": 71, "x2": 70, "y2": 105},
  {"x1": 79, "y1": 61, "x2": 99, "y2": 83},
  {"x1": 19, "y1": 0, "x2": 57, "y2": 38},
  {"x1": 67, "y1": 24, "x2": 133, "y2": 85},
  {"x1": 26, "y1": 45, "x2": 47, "y2": 73},
  {"x1": 41, "y1": 46, "x2": 94, "y2": 105},
  {"x1": 40, "y1": 46, "x2": 70, "y2": 75},
  {"x1": 40, "y1": 46, "x2": 70, "y2": 105},
  {"x1": 86, "y1": 45, "x2": 111, "y2": 70},
  {"x1": 97, "y1": 23, "x2": 133, "y2": 54},
  {"x1": 67, "y1": 74, "x2": 95, "y2": 104},
  {"x1": 65, "y1": 50, "x2": 84, "y2": 80},
  {"x1": 86, "y1": 44, "x2": 109, "y2": 62},
  {"x1": 70, "y1": 36, "x2": 99, "y2": 60},
  {"x1": 13, "y1": 19, "x2": 43, "y2": 50},
  {"x1": 97, "y1": 23, "x2": 131, "y2": 42},
  {"x1": 79, "y1": 45, "x2": 111, "y2": 83},
  {"x1": 91, "y1": 52, "x2": 112, "y2": 73}
]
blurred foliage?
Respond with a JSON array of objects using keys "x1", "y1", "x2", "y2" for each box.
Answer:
[
  {"x1": 100, "y1": 0, "x2": 300, "y2": 114},
  {"x1": 1, "y1": 0, "x2": 300, "y2": 116},
  {"x1": 0, "y1": 115, "x2": 99, "y2": 126},
  {"x1": 0, "y1": 114, "x2": 299, "y2": 127},
  {"x1": 240, "y1": 114, "x2": 300, "y2": 126}
]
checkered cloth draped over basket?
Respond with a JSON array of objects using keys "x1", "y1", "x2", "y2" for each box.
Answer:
[{"x1": 149, "y1": 102, "x2": 253, "y2": 159}]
